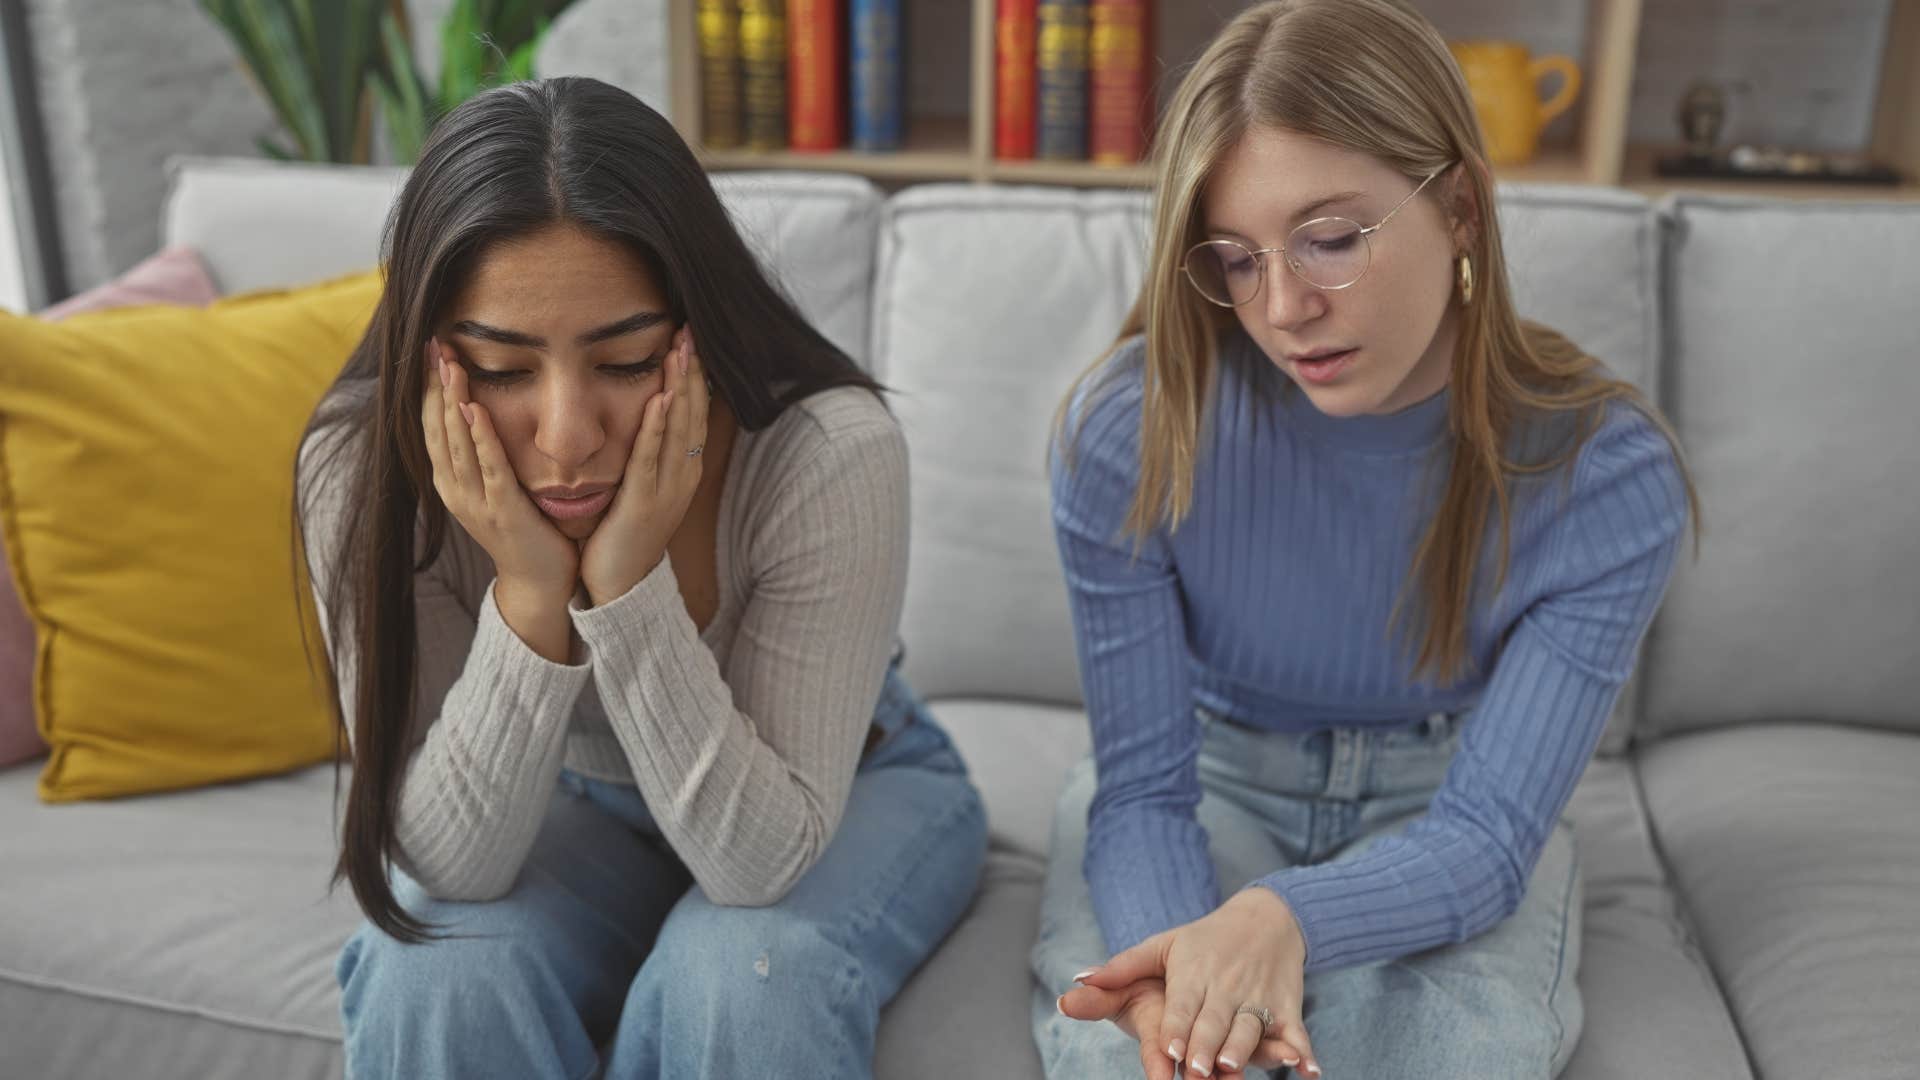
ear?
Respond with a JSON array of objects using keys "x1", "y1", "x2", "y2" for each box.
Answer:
[{"x1": 1445, "y1": 159, "x2": 1487, "y2": 255}]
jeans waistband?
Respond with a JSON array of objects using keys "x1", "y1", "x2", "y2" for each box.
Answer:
[{"x1": 1197, "y1": 707, "x2": 1462, "y2": 801}]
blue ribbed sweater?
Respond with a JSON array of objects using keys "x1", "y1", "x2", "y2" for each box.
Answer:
[{"x1": 1050, "y1": 333, "x2": 1688, "y2": 972}]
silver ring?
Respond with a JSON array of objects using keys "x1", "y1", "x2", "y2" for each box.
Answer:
[
  {"x1": 687, "y1": 445, "x2": 704, "y2": 458},
  {"x1": 1235, "y1": 1003, "x2": 1276, "y2": 1035}
]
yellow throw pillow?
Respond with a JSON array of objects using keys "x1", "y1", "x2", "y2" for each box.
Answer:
[{"x1": 0, "y1": 269, "x2": 380, "y2": 801}]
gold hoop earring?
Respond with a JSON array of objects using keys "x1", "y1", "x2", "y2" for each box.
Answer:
[{"x1": 1456, "y1": 253, "x2": 1474, "y2": 307}]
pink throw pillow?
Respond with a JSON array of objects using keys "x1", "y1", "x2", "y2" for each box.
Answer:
[{"x1": 0, "y1": 247, "x2": 220, "y2": 766}]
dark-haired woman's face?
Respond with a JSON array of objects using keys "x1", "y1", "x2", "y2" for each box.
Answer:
[{"x1": 438, "y1": 224, "x2": 674, "y2": 540}]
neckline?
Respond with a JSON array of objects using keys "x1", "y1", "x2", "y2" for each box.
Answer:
[{"x1": 1277, "y1": 374, "x2": 1452, "y2": 455}]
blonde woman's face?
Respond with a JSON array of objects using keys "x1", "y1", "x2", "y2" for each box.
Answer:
[{"x1": 1201, "y1": 126, "x2": 1460, "y2": 417}]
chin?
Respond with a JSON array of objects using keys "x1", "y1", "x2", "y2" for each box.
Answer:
[
  {"x1": 1290, "y1": 375, "x2": 1388, "y2": 419},
  {"x1": 552, "y1": 515, "x2": 600, "y2": 542}
]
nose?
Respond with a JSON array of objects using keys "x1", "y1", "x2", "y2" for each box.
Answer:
[
  {"x1": 1261, "y1": 252, "x2": 1327, "y2": 333},
  {"x1": 531, "y1": 374, "x2": 607, "y2": 469}
]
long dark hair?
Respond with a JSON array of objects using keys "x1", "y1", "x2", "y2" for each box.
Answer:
[{"x1": 294, "y1": 77, "x2": 881, "y2": 943}]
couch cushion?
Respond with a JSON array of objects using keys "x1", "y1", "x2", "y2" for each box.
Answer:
[
  {"x1": 1639, "y1": 724, "x2": 1920, "y2": 1080},
  {"x1": 1559, "y1": 758, "x2": 1752, "y2": 1080},
  {"x1": 878, "y1": 182, "x2": 1663, "y2": 753},
  {"x1": 1641, "y1": 195, "x2": 1920, "y2": 738},
  {"x1": 0, "y1": 760, "x2": 357, "y2": 1080},
  {"x1": 161, "y1": 159, "x2": 882, "y2": 368},
  {"x1": 929, "y1": 697, "x2": 1091, "y2": 860}
]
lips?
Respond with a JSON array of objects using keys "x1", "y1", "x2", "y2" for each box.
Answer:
[
  {"x1": 1289, "y1": 347, "x2": 1357, "y2": 386},
  {"x1": 531, "y1": 486, "x2": 615, "y2": 520}
]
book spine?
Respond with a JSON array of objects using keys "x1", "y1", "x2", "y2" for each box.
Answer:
[
  {"x1": 1036, "y1": 0, "x2": 1089, "y2": 161},
  {"x1": 1088, "y1": 0, "x2": 1149, "y2": 164},
  {"x1": 740, "y1": 0, "x2": 788, "y2": 151},
  {"x1": 995, "y1": 0, "x2": 1038, "y2": 159},
  {"x1": 849, "y1": 0, "x2": 903, "y2": 151},
  {"x1": 787, "y1": 0, "x2": 843, "y2": 150},
  {"x1": 697, "y1": 0, "x2": 743, "y2": 150}
]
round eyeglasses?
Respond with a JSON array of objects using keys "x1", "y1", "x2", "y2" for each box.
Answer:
[{"x1": 1181, "y1": 164, "x2": 1451, "y2": 306}]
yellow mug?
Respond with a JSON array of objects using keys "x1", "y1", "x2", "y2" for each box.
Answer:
[{"x1": 1448, "y1": 41, "x2": 1581, "y2": 166}]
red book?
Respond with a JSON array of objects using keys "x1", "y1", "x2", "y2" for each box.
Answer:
[
  {"x1": 996, "y1": 0, "x2": 1038, "y2": 159},
  {"x1": 1088, "y1": 0, "x2": 1150, "y2": 164},
  {"x1": 787, "y1": 0, "x2": 843, "y2": 151}
]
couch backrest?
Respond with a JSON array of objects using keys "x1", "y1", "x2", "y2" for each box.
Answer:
[
  {"x1": 1638, "y1": 194, "x2": 1920, "y2": 739},
  {"x1": 160, "y1": 158, "x2": 883, "y2": 368},
  {"x1": 877, "y1": 182, "x2": 1667, "y2": 755}
]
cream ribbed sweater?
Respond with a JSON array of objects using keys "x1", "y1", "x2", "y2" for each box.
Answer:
[{"x1": 301, "y1": 386, "x2": 909, "y2": 907}]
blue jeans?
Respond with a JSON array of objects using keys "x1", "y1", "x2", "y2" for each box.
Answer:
[
  {"x1": 1031, "y1": 708, "x2": 1584, "y2": 1078},
  {"x1": 337, "y1": 668, "x2": 988, "y2": 1080}
]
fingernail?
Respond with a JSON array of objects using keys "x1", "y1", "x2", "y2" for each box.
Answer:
[
  {"x1": 1167, "y1": 1039, "x2": 1184, "y2": 1062},
  {"x1": 1306, "y1": 1064, "x2": 1322, "y2": 1077},
  {"x1": 1070, "y1": 968, "x2": 1098, "y2": 984},
  {"x1": 1055, "y1": 994, "x2": 1066, "y2": 1016},
  {"x1": 1189, "y1": 1055, "x2": 1212, "y2": 1077},
  {"x1": 1218, "y1": 1057, "x2": 1240, "y2": 1072},
  {"x1": 1281, "y1": 1057, "x2": 1301, "y2": 1068},
  {"x1": 458, "y1": 402, "x2": 474, "y2": 425}
]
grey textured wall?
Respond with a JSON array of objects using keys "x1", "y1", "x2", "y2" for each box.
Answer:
[
  {"x1": 28, "y1": 0, "x2": 277, "y2": 292},
  {"x1": 26, "y1": 0, "x2": 667, "y2": 295}
]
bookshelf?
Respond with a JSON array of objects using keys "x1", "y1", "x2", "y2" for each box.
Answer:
[{"x1": 666, "y1": 0, "x2": 1920, "y2": 201}]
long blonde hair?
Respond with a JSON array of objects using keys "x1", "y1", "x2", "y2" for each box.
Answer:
[{"x1": 1063, "y1": 0, "x2": 1698, "y2": 684}]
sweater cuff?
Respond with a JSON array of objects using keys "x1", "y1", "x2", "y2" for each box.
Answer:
[
  {"x1": 1087, "y1": 821, "x2": 1221, "y2": 954},
  {"x1": 569, "y1": 556, "x2": 683, "y2": 650},
  {"x1": 457, "y1": 582, "x2": 593, "y2": 757},
  {"x1": 1251, "y1": 865, "x2": 1372, "y2": 974}
]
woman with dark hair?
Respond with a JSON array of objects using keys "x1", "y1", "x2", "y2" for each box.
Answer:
[{"x1": 295, "y1": 76, "x2": 986, "y2": 1078}]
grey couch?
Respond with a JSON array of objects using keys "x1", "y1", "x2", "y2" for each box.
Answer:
[{"x1": 2, "y1": 159, "x2": 1916, "y2": 1080}]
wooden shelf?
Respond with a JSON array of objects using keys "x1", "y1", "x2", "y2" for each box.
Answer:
[
  {"x1": 1494, "y1": 148, "x2": 1596, "y2": 187},
  {"x1": 666, "y1": 0, "x2": 1920, "y2": 198},
  {"x1": 1621, "y1": 144, "x2": 1920, "y2": 203},
  {"x1": 986, "y1": 158, "x2": 1153, "y2": 188},
  {"x1": 698, "y1": 116, "x2": 975, "y2": 180}
]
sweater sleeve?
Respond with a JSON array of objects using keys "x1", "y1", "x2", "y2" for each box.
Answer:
[
  {"x1": 1050, "y1": 356, "x2": 1222, "y2": 955},
  {"x1": 1252, "y1": 411, "x2": 1690, "y2": 972},
  {"x1": 299, "y1": 428, "x2": 593, "y2": 902},
  {"x1": 568, "y1": 404, "x2": 909, "y2": 907}
]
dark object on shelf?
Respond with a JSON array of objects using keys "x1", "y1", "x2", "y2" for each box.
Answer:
[
  {"x1": 1655, "y1": 144, "x2": 1904, "y2": 186},
  {"x1": 1676, "y1": 81, "x2": 1726, "y2": 158}
]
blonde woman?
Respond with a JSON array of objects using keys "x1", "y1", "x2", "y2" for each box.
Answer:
[{"x1": 1037, "y1": 2, "x2": 1697, "y2": 1078}]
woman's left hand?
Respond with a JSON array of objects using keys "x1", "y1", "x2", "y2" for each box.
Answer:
[
  {"x1": 579, "y1": 325, "x2": 709, "y2": 607},
  {"x1": 1062, "y1": 887, "x2": 1321, "y2": 1079}
]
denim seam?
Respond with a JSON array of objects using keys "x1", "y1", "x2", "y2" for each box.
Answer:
[
  {"x1": 1542, "y1": 831, "x2": 1580, "y2": 1072},
  {"x1": 832, "y1": 781, "x2": 986, "y2": 954}
]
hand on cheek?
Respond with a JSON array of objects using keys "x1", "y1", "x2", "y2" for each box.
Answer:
[{"x1": 577, "y1": 325, "x2": 711, "y2": 607}]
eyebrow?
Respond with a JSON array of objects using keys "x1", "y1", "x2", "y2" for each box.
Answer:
[
  {"x1": 451, "y1": 311, "x2": 669, "y2": 349},
  {"x1": 1205, "y1": 189, "x2": 1368, "y2": 238}
]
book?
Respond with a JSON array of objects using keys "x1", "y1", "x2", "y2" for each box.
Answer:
[
  {"x1": 740, "y1": 0, "x2": 788, "y2": 151},
  {"x1": 995, "y1": 0, "x2": 1038, "y2": 159},
  {"x1": 1088, "y1": 0, "x2": 1149, "y2": 164},
  {"x1": 850, "y1": 0, "x2": 903, "y2": 151},
  {"x1": 788, "y1": 0, "x2": 844, "y2": 151},
  {"x1": 697, "y1": 0, "x2": 743, "y2": 150},
  {"x1": 1036, "y1": 0, "x2": 1089, "y2": 161}
]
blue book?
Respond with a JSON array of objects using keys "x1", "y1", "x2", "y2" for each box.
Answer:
[
  {"x1": 850, "y1": 0, "x2": 904, "y2": 151},
  {"x1": 1037, "y1": 0, "x2": 1089, "y2": 160}
]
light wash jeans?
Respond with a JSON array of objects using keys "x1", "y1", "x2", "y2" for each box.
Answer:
[
  {"x1": 337, "y1": 667, "x2": 988, "y2": 1080},
  {"x1": 1031, "y1": 708, "x2": 1585, "y2": 1079}
]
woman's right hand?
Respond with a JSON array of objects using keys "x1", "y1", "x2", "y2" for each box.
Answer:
[{"x1": 421, "y1": 337, "x2": 579, "y2": 611}]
